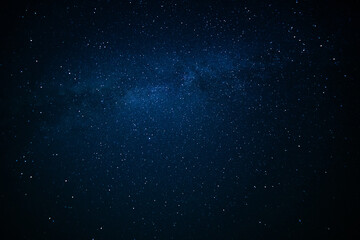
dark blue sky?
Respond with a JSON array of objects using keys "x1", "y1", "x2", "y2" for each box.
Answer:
[{"x1": 0, "y1": 0, "x2": 359, "y2": 239}]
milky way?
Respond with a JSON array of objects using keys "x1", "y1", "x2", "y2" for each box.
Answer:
[{"x1": 1, "y1": 1, "x2": 359, "y2": 239}]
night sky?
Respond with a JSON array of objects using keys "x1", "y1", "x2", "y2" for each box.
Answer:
[{"x1": 1, "y1": 0, "x2": 359, "y2": 239}]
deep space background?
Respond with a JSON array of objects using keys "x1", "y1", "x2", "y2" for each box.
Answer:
[{"x1": 1, "y1": 0, "x2": 359, "y2": 239}]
